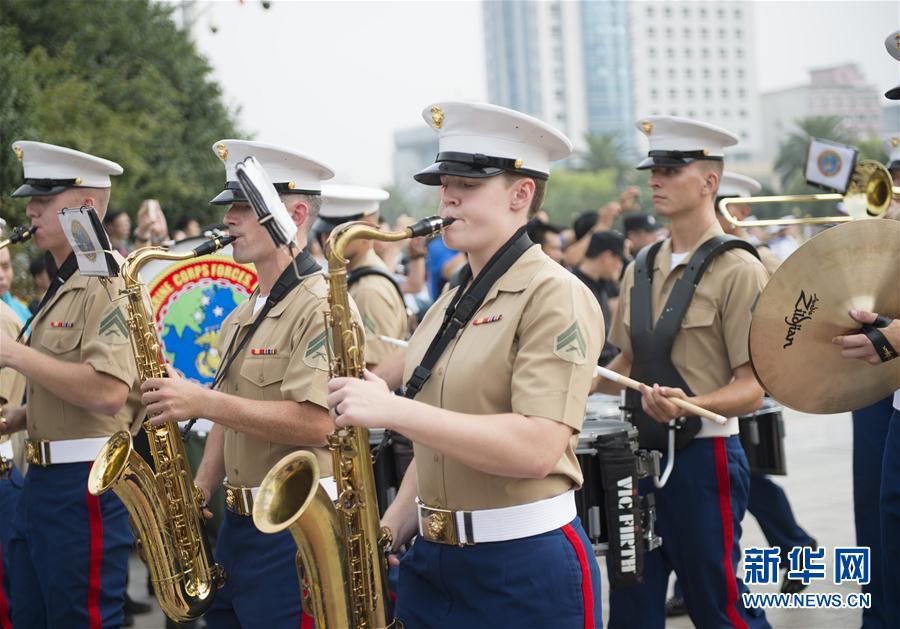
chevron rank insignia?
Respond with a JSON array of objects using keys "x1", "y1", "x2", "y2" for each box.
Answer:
[
  {"x1": 303, "y1": 329, "x2": 329, "y2": 370},
  {"x1": 554, "y1": 321, "x2": 587, "y2": 363},
  {"x1": 98, "y1": 307, "x2": 128, "y2": 343},
  {"x1": 363, "y1": 312, "x2": 378, "y2": 336}
]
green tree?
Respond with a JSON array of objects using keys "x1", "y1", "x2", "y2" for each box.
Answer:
[
  {"x1": 579, "y1": 133, "x2": 630, "y2": 187},
  {"x1": 0, "y1": 0, "x2": 241, "y2": 228},
  {"x1": 541, "y1": 169, "x2": 618, "y2": 227}
]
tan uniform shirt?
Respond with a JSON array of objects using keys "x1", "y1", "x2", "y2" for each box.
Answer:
[
  {"x1": 219, "y1": 271, "x2": 359, "y2": 487},
  {"x1": 1, "y1": 300, "x2": 27, "y2": 471},
  {"x1": 26, "y1": 270, "x2": 139, "y2": 440},
  {"x1": 609, "y1": 222, "x2": 769, "y2": 402},
  {"x1": 756, "y1": 245, "x2": 782, "y2": 277},
  {"x1": 404, "y1": 245, "x2": 603, "y2": 511},
  {"x1": 0, "y1": 300, "x2": 26, "y2": 409},
  {"x1": 349, "y1": 249, "x2": 407, "y2": 365}
]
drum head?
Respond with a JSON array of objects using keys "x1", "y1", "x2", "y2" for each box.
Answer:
[
  {"x1": 585, "y1": 393, "x2": 622, "y2": 421},
  {"x1": 140, "y1": 236, "x2": 258, "y2": 386}
]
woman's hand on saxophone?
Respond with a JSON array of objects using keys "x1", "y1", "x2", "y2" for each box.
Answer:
[
  {"x1": 142, "y1": 364, "x2": 210, "y2": 425},
  {"x1": 327, "y1": 370, "x2": 398, "y2": 429}
]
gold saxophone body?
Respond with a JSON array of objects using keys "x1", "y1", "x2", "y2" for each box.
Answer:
[
  {"x1": 252, "y1": 216, "x2": 453, "y2": 629},
  {"x1": 88, "y1": 236, "x2": 233, "y2": 622}
]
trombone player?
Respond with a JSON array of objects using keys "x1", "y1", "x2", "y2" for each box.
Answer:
[
  {"x1": 139, "y1": 140, "x2": 348, "y2": 628},
  {"x1": 0, "y1": 141, "x2": 138, "y2": 628}
]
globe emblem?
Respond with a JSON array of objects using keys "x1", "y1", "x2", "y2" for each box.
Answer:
[{"x1": 817, "y1": 150, "x2": 842, "y2": 178}]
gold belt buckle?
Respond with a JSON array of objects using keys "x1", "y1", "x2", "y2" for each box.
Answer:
[
  {"x1": 24, "y1": 439, "x2": 50, "y2": 466},
  {"x1": 419, "y1": 504, "x2": 463, "y2": 546},
  {"x1": 224, "y1": 483, "x2": 252, "y2": 516}
]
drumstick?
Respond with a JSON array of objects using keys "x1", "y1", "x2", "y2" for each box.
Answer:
[
  {"x1": 379, "y1": 335, "x2": 409, "y2": 348},
  {"x1": 595, "y1": 365, "x2": 728, "y2": 425}
]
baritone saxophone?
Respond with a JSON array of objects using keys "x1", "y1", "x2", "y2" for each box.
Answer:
[
  {"x1": 88, "y1": 236, "x2": 234, "y2": 622},
  {"x1": 252, "y1": 216, "x2": 454, "y2": 628}
]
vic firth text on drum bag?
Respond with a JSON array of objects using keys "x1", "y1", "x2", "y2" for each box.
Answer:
[{"x1": 596, "y1": 431, "x2": 647, "y2": 587}]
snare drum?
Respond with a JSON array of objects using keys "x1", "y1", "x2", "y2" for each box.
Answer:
[{"x1": 738, "y1": 397, "x2": 787, "y2": 476}]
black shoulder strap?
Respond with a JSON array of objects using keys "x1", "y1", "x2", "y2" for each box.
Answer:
[
  {"x1": 403, "y1": 227, "x2": 533, "y2": 400},
  {"x1": 17, "y1": 252, "x2": 79, "y2": 343},
  {"x1": 347, "y1": 266, "x2": 405, "y2": 305},
  {"x1": 211, "y1": 250, "x2": 320, "y2": 390},
  {"x1": 631, "y1": 241, "x2": 664, "y2": 335},
  {"x1": 654, "y1": 235, "x2": 759, "y2": 339}
]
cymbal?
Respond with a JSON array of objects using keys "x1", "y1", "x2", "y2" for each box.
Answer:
[{"x1": 750, "y1": 219, "x2": 900, "y2": 414}]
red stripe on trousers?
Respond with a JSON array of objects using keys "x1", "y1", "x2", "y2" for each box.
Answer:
[
  {"x1": 562, "y1": 523, "x2": 595, "y2": 629},
  {"x1": 300, "y1": 610, "x2": 314, "y2": 629},
  {"x1": 0, "y1": 539, "x2": 10, "y2": 629},
  {"x1": 713, "y1": 438, "x2": 748, "y2": 629},
  {"x1": 86, "y1": 487, "x2": 104, "y2": 629}
]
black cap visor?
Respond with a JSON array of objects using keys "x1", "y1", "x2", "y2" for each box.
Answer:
[
  {"x1": 210, "y1": 181, "x2": 321, "y2": 206},
  {"x1": 209, "y1": 187, "x2": 246, "y2": 206},
  {"x1": 414, "y1": 160, "x2": 506, "y2": 186},
  {"x1": 636, "y1": 150, "x2": 723, "y2": 171},
  {"x1": 886, "y1": 84, "x2": 900, "y2": 100},
  {"x1": 888, "y1": 159, "x2": 900, "y2": 172},
  {"x1": 11, "y1": 178, "x2": 81, "y2": 198}
]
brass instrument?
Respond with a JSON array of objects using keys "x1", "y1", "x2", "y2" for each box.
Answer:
[
  {"x1": 88, "y1": 236, "x2": 233, "y2": 622},
  {"x1": 253, "y1": 216, "x2": 454, "y2": 628},
  {"x1": 719, "y1": 160, "x2": 899, "y2": 228},
  {"x1": 0, "y1": 225, "x2": 36, "y2": 249}
]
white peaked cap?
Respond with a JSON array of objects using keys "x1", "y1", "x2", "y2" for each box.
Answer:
[
  {"x1": 210, "y1": 139, "x2": 334, "y2": 205},
  {"x1": 11, "y1": 141, "x2": 123, "y2": 197},
  {"x1": 718, "y1": 171, "x2": 762, "y2": 199},
  {"x1": 320, "y1": 185, "x2": 390, "y2": 219},
  {"x1": 634, "y1": 115, "x2": 739, "y2": 170},
  {"x1": 414, "y1": 101, "x2": 572, "y2": 185}
]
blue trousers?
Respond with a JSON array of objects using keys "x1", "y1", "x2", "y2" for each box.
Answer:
[
  {"x1": 853, "y1": 396, "x2": 893, "y2": 628},
  {"x1": 675, "y1": 471, "x2": 813, "y2": 599},
  {"x1": 205, "y1": 510, "x2": 306, "y2": 629},
  {"x1": 10, "y1": 462, "x2": 131, "y2": 629},
  {"x1": 1, "y1": 466, "x2": 23, "y2": 627},
  {"x1": 881, "y1": 406, "x2": 900, "y2": 628},
  {"x1": 746, "y1": 474, "x2": 814, "y2": 564},
  {"x1": 396, "y1": 516, "x2": 601, "y2": 628},
  {"x1": 609, "y1": 436, "x2": 770, "y2": 629}
]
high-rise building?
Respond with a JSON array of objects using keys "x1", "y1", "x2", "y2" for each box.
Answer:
[
  {"x1": 760, "y1": 64, "x2": 884, "y2": 162},
  {"x1": 483, "y1": 1, "x2": 634, "y2": 155},
  {"x1": 629, "y1": 1, "x2": 759, "y2": 164},
  {"x1": 392, "y1": 126, "x2": 439, "y2": 206}
]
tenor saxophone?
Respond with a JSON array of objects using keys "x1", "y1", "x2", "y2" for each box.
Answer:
[
  {"x1": 88, "y1": 236, "x2": 233, "y2": 622},
  {"x1": 252, "y1": 216, "x2": 453, "y2": 629}
]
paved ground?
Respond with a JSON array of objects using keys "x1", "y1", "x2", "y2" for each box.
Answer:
[{"x1": 132, "y1": 407, "x2": 863, "y2": 628}]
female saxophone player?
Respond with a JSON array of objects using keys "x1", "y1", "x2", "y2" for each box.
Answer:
[{"x1": 327, "y1": 101, "x2": 603, "y2": 627}]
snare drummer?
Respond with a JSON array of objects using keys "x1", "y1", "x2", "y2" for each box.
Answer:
[
  {"x1": 328, "y1": 102, "x2": 603, "y2": 627},
  {"x1": 592, "y1": 117, "x2": 770, "y2": 628}
]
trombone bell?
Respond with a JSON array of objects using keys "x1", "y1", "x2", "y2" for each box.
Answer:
[{"x1": 719, "y1": 160, "x2": 898, "y2": 228}]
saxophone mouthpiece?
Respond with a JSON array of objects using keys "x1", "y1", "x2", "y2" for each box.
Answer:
[
  {"x1": 191, "y1": 235, "x2": 235, "y2": 258},
  {"x1": 408, "y1": 216, "x2": 455, "y2": 238}
]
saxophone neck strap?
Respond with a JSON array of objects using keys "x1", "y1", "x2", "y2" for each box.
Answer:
[{"x1": 403, "y1": 226, "x2": 532, "y2": 400}]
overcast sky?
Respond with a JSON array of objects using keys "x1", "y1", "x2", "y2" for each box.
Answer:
[{"x1": 176, "y1": 0, "x2": 899, "y2": 187}]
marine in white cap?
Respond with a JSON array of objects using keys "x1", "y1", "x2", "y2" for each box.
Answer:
[
  {"x1": 327, "y1": 101, "x2": 604, "y2": 627},
  {"x1": 314, "y1": 184, "x2": 407, "y2": 367},
  {"x1": 138, "y1": 139, "x2": 356, "y2": 628},
  {"x1": 596, "y1": 116, "x2": 771, "y2": 628},
  {"x1": 1, "y1": 141, "x2": 140, "y2": 627}
]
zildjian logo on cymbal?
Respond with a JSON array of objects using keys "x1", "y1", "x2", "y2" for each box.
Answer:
[{"x1": 783, "y1": 290, "x2": 819, "y2": 349}]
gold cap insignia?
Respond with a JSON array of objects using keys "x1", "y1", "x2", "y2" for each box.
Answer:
[
  {"x1": 13, "y1": 146, "x2": 23, "y2": 162},
  {"x1": 702, "y1": 148, "x2": 709, "y2": 156},
  {"x1": 896, "y1": 32, "x2": 900, "y2": 51},
  {"x1": 431, "y1": 106, "x2": 444, "y2": 129},
  {"x1": 74, "y1": 177, "x2": 82, "y2": 185},
  {"x1": 892, "y1": 136, "x2": 900, "y2": 148},
  {"x1": 287, "y1": 181, "x2": 296, "y2": 190},
  {"x1": 641, "y1": 120, "x2": 653, "y2": 135},
  {"x1": 514, "y1": 158, "x2": 523, "y2": 169},
  {"x1": 215, "y1": 143, "x2": 228, "y2": 162}
]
